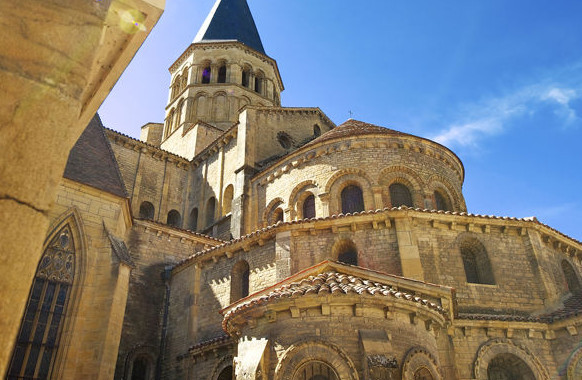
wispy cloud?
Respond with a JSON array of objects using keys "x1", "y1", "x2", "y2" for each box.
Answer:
[{"x1": 431, "y1": 73, "x2": 582, "y2": 147}]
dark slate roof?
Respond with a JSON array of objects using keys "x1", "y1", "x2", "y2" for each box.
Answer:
[
  {"x1": 193, "y1": 0, "x2": 266, "y2": 55},
  {"x1": 63, "y1": 114, "x2": 128, "y2": 198}
]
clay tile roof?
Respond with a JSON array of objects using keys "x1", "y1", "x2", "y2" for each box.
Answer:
[
  {"x1": 222, "y1": 269, "x2": 446, "y2": 330},
  {"x1": 63, "y1": 114, "x2": 128, "y2": 198},
  {"x1": 309, "y1": 119, "x2": 408, "y2": 146}
]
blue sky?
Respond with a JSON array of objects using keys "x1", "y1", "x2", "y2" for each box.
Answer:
[{"x1": 99, "y1": 0, "x2": 582, "y2": 241}]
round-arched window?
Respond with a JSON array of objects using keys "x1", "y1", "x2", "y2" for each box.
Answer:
[
  {"x1": 341, "y1": 185, "x2": 364, "y2": 214},
  {"x1": 389, "y1": 183, "x2": 413, "y2": 207},
  {"x1": 139, "y1": 201, "x2": 155, "y2": 220},
  {"x1": 277, "y1": 131, "x2": 293, "y2": 149},
  {"x1": 294, "y1": 361, "x2": 339, "y2": 380}
]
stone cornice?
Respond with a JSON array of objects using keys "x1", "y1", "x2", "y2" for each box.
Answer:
[
  {"x1": 172, "y1": 207, "x2": 582, "y2": 273},
  {"x1": 169, "y1": 41, "x2": 284, "y2": 91},
  {"x1": 252, "y1": 133, "x2": 464, "y2": 186},
  {"x1": 134, "y1": 219, "x2": 223, "y2": 247},
  {"x1": 244, "y1": 106, "x2": 336, "y2": 130},
  {"x1": 105, "y1": 128, "x2": 190, "y2": 169}
]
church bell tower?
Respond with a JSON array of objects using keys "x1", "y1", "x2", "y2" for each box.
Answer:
[{"x1": 159, "y1": 0, "x2": 284, "y2": 159}]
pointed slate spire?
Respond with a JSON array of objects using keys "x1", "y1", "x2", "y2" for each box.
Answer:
[{"x1": 193, "y1": 0, "x2": 266, "y2": 55}]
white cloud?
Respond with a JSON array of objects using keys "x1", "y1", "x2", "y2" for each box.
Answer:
[{"x1": 432, "y1": 81, "x2": 581, "y2": 147}]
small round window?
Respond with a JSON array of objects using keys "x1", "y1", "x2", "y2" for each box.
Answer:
[{"x1": 277, "y1": 132, "x2": 293, "y2": 149}]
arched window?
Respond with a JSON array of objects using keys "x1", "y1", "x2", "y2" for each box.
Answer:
[
  {"x1": 414, "y1": 367, "x2": 434, "y2": 380},
  {"x1": 242, "y1": 69, "x2": 250, "y2": 87},
  {"x1": 341, "y1": 185, "x2": 364, "y2": 214},
  {"x1": 434, "y1": 190, "x2": 451, "y2": 211},
  {"x1": 189, "y1": 208, "x2": 198, "y2": 231},
  {"x1": 139, "y1": 201, "x2": 155, "y2": 220},
  {"x1": 7, "y1": 225, "x2": 75, "y2": 379},
  {"x1": 206, "y1": 197, "x2": 216, "y2": 227},
  {"x1": 562, "y1": 260, "x2": 581, "y2": 293},
  {"x1": 201, "y1": 65, "x2": 211, "y2": 84},
  {"x1": 217, "y1": 65, "x2": 227, "y2": 83},
  {"x1": 295, "y1": 361, "x2": 339, "y2": 380},
  {"x1": 223, "y1": 185, "x2": 234, "y2": 216},
  {"x1": 230, "y1": 261, "x2": 250, "y2": 302},
  {"x1": 313, "y1": 124, "x2": 321, "y2": 137},
  {"x1": 333, "y1": 239, "x2": 358, "y2": 266},
  {"x1": 131, "y1": 355, "x2": 152, "y2": 380},
  {"x1": 254, "y1": 76, "x2": 262, "y2": 94},
  {"x1": 302, "y1": 194, "x2": 316, "y2": 219},
  {"x1": 460, "y1": 238, "x2": 495, "y2": 285},
  {"x1": 389, "y1": 183, "x2": 413, "y2": 207},
  {"x1": 166, "y1": 109, "x2": 175, "y2": 136},
  {"x1": 180, "y1": 68, "x2": 188, "y2": 91},
  {"x1": 487, "y1": 353, "x2": 536, "y2": 380},
  {"x1": 217, "y1": 365, "x2": 233, "y2": 380},
  {"x1": 272, "y1": 208, "x2": 284, "y2": 223},
  {"x1": 176, "y1": 100, "x2": 184, "y2": 128},
  {"x1": 167, "y1": 210, "x2": 181, "y2": 228}
]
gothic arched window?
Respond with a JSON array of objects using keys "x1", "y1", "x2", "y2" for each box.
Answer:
[
  {"x1": 389, "y1": 183, "x2": 413, "y2": 207},
  {"x1": 341, "y1": 185, "x2": 364, "y2": 214},
  {"x1": 206, "y1": 197, "x2": 216, "y2": 227},
  {"x1": 302, "y1": 194, "x2": 316, "y2": 219},
  {"x1": 231, "y1": 261, "x2": 250, "y2": 302},
  {"x1": 562, "y1": 260, "x2": 581, "y2": 293},
  {"x1": 167, "y1": 210, "x2": 182, "y2": 228},
  {"x1": 139, "y1": 201, "x2": 155, "y2": 220},
  {"x1": 217, "y1": 65, "x2": 227, "y2": 83},
  {"x1": 189, "y1": 208, "x2": 198, "y2": 231},
  {"x1": 7, "y1": 225, "x2": 76, "y2": 379},
  {"x1": 460, "y1": 238, "x2": 495, "y2": 285}
]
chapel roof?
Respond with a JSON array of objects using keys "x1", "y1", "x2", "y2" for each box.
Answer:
[
  {"x1": 193, "y1": 0, "x2": 266, "y2": 55},
  {"x1": 64, "y1": 114, "x2": 128, "y2": 198},
  {"x1": 221, "y1": 260, "x2": 450, "y2": 332}
]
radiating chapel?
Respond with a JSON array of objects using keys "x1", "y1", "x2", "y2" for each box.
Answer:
[{"x1": 7, "y1": 0, "x2": 582, "y2": 379}]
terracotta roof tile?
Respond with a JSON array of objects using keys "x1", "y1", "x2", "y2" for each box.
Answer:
[{"x1": 222, "y1": 270, "x2": 446, "y2": 331}]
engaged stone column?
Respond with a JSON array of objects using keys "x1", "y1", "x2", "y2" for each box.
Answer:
[{"x1": 393, "y1": 216, "x2": 425, "y2": 281}]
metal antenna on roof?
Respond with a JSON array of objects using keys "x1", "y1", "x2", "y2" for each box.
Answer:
[{"x1": 348, "y1": 110, "x2": 354, "y2": 118}]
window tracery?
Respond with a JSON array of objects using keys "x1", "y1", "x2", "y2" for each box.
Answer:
[{"x1": 7, "y1": 225, "x2": 75, "y2": 379}]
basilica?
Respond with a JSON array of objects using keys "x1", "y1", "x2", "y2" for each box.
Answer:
[{"x1": 6, "y1": 0, "x2": 582, "y2": 379}]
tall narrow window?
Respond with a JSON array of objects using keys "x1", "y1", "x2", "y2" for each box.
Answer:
[
  {"x1": 341, "y1": 185, "x2": 364, "y2": 214},
  {"x1": 217, "y1": 65, "x2": 227, "y2": 83},
  {"x1": 223, "y1": 185, "x2": 234, "y2": 216},
  {"x1": 231, "y1": 261, "x2": 250, "y2": 302},
  {"x1": 302, "y1": 194, "x2": 316, "y2": 219},
  {"x1": 460, "y1": 238, "x2": 495, "y2": 285},
  {"x1": 139, "y1": 201, "x2": 155, "y2": 220},
  {"x1": 131, "y1": 355, "x2": 151, "y2": 380},
  {"x1": 167, "y1": 210, "x2": 182, "y2": 228},
  {"x1": 206, "y1": 197, "x2": 216, "y2": 227},
  {"x1": 434, "y1": 190, "x2": 450, "y2": 211},
  {"x1": 201, "y1": 66, "x2": 211, "y2": 84},
  {"x1": 389, "y1": 183, "x2": 413, "y2": 207},
  {"x1": 242, "y1": 69, "x2": 250, "y2": 87},
  {"x1": 7, "y1": 225, "x2": 75, "y2": 379},
  {"x1": 189, "y1": 208, "x2": 198, "y2": 231},
  {"x1": 562, "y1": 260, "x2": 581, "y2": 293},
  {"x1": 254, "y1": 76, "x2": 262, "y2": 94}
]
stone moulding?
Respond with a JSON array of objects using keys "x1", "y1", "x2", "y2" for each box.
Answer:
[
  {"x1": 273, "y1": 340, "x2": 359, "y2": 380},
  {"x1": 473, "y1": 339, "x2": 550, "y2": 380}
]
